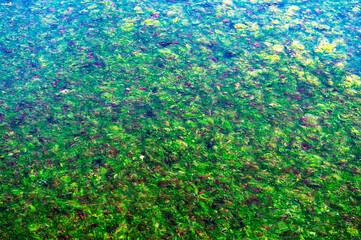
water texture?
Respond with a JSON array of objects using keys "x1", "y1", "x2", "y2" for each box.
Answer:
[{"x1": 0, "y1": 0, "x2": 360, "y2": 239}]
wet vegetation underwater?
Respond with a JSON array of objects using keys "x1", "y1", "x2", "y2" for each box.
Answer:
[{"x1": 1, "y1": 0, "x2": 361, "y2": 239}]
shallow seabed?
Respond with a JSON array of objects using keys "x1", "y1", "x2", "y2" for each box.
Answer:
[{"x1": 1, "y1": 0, "x2": 361, "y2": 239}]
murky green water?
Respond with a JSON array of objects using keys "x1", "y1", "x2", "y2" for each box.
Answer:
[{"x1": 1, "y1": 0, "x2": 360, "y2": 239}]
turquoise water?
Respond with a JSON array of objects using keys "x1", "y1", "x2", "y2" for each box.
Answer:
[{"x1": 1, "y1": 0, "x2": 360, "y2": 239}]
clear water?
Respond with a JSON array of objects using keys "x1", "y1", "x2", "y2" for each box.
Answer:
[{"x1": 0, "y1": 0, "x2": 360, "y2": 239}]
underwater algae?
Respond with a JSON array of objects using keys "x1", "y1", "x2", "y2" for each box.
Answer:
[{"x1": 0, "y1": 0, "x2": 361, "y2": 239}]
